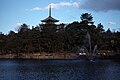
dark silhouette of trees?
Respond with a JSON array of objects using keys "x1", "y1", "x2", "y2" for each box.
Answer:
[
  {"x1": 80, "y1": 13, "x2": 94, "y2": 25},
  {"x1": 0, "y1": 13, "x2": 119, "y2": 56},
  {"x1": 0, "y1": 33, "x2": 7, "y2": 54}
]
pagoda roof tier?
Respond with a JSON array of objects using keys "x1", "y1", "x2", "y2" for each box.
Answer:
[{"x1": 41, "y1": 16, "x2": 59, "y2": 22}]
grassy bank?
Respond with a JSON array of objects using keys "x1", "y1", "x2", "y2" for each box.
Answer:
[
  {"x1": 0, "y1": 52, "x2": 78, "y2": 59},
  {"x1": 0, "y1": 52, "x2": 119, "y2": 61}
]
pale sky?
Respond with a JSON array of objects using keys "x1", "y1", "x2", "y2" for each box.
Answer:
[{"x1": 0, "y1": 0, "x2": 120, "y2": 34}]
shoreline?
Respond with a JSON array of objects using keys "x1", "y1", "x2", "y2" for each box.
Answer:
[
  {"x1": 0, "y1": 53, "x2": 120, "y2": 61},
  {"x1": 0, "y1": 52, "x2": 78, "y2": 60}
]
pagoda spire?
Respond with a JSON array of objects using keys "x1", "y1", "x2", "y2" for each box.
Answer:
[
  {"x1": 49, "y1": 5, "x2": 51, "y2": 17},
  {"x1": 41, "y1": 5, "x2": 59, "y2": 24}
]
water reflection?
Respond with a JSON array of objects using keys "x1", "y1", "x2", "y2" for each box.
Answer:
[{"x1": 0, "y1": 60, "x2": 120, "y2": 80}]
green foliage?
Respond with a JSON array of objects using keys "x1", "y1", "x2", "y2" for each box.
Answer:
[
  {"x1": 0, "y1": 13, "x2": 119, "y2": 55},
  {"x1": 80, "y1": 13, "x2": 94, "y2": 25}
]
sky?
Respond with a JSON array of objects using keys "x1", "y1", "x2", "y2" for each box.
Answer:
[{"x1": 0, "y1": 0, "x2": 120, "y2": 34}]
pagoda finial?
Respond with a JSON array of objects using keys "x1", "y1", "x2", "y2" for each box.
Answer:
[
  {"x1": 49, "y1": 5, "x2": 51, "y2": 17},
  {"x1": 41, "y1": 4, "x2": 59, "y2": 24}
]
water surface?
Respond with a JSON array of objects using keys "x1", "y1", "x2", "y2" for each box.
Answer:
[{"x1": 0, "y1": 59, "x2": 120, "y2": 80}]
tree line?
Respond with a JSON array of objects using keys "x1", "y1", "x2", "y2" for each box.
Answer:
[{"x1": 0, "y1": 13, "x2": 120, "y2": 55}]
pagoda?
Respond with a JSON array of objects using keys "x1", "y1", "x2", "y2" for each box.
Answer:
[{"x1": 41, "y1": 5, "x2": 59, "y2": 24}]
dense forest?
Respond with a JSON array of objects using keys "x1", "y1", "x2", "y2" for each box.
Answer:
[{"x1": 0, "y1": 13, "x2": 120, "y2": 55}]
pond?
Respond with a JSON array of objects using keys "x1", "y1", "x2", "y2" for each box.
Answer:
[{"x1": 0, "y1": 59, "x2": 120, "y2": 80}]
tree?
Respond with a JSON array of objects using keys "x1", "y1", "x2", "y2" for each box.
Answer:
[
  {"x1": 18, "y1": 23, "x2": 30, "y2": 33},
  {"x1": 8, "y1": 31, "x2": 16, "y2": 36},
  {"x1": 96, "y1": 23, "x2": 104, "y2": 33},
  {"x1": 65, "y1": 22, "x2": 85, "y2": 51},
  {"x1": 80, "y1": 13, "x2": 94, "y2": 25},
  {"x1": 0, "y1": 34, "x2": 7, "y2": 54}
]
